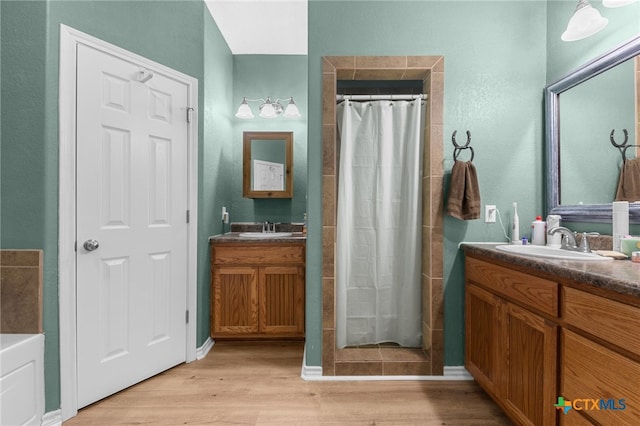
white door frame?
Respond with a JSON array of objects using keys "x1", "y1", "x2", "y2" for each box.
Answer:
[{"x1": 58, "y1": 24, "x2": 198, "y2": 421}]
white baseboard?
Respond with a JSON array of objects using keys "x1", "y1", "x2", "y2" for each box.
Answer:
[
  {"x1": 41, "y1": 409, "x2": 63, "y2": 426},
  {"x1": 196, "y1": 337, "x2": 214, "y2": 360},
  {"x1": 443, "y1": 365, "x2": 473, "y2": 380}
]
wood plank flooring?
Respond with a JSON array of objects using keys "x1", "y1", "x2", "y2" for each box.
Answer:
[{"x1": 64, "y1": 341, "x2": 513, "y2": 425}]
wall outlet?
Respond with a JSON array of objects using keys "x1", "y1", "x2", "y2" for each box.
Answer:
[
  {"x1": 485, "y1": 205, "x2": 497, "y2": 223},
  {"x1": 221, "y1": 207, "x2": 229, "y2": 224}
]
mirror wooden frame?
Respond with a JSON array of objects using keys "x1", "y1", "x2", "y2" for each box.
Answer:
[
  {"x1": 243, "y1": 131, "x2": 293, "y2": 198},
  {"x1": 545, "y1": 35, "x2": 640, "y2": 224}
]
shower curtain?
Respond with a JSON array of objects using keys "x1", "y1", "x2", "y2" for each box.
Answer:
[{"x1": 336, "y1": 99, "x2": 423, "y2": 349}]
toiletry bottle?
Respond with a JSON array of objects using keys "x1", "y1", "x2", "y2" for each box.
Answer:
[
  {"x1": 511, "y1": 202, "x2": 520, "y2": 244},
  {"x1": 546, "y1": 214, "x2": 562, "y2": 248},
  {"x1": 612, "y1": 201, "x2": 629, "y2": 252},
  {"x1": 531, "y1": 216, "x2": 546, "y2": 245}
]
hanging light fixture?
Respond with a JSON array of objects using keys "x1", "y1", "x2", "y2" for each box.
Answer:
[
  {"x1": 603, "y1": 0, "x2": 638, "y2": 7},
  {"x1": 235, "y1": 96, "x2": 302, "y2": 119},
  {"x1": 562, "y1": 0, "x2": 608, "y2": 42}
]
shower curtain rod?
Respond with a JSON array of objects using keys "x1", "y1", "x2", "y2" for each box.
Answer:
[{"x1": 336, "y1": 93, "x2": 427, "y2": 101}]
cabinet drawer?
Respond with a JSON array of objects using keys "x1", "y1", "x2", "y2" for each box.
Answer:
[
  {"x1": 563, "y1": 286, "x2": 640, "y2": 357},
  {"x1": 561, "y1": 329, "x2": 640, "y2": 425},
  {"x1": 213, "y1": 244, "x2": 305, "y2": 266},
  {"x1": 466, "y1": 257, "x2": 558, "y2": 317}
]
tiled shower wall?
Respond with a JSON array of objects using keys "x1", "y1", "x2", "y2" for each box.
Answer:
[
  {"x1": 321, "y1": 56, "x2": 445, "y2": 375},
  {"x1": 0, "y1": 250, "x2": 43, "y2": 333}
]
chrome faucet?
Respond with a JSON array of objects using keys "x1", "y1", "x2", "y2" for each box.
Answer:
[
  {"x1": 547, "y1": 226, "x2": 579, "y2": 251},
  {"x1": 262, "y1": 221, "x2": 278, "y2": 233},
  {"x1": 547, "y1": 227, "x2": 599, "y2": 253}
]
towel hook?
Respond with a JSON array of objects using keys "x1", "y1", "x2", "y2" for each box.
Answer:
[
  {"x1": 610, "y1": 129, "x2": 629, "y2": 148},
  {"x1": 609, "y1": 128, "x2": 639, "y2": 163},
  {"x1": 452, "y1": 130, "x2": 474, "y2": 162}
]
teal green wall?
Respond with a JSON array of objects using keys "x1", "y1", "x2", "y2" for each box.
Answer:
[
  {"x1": 202, "y1": 10, "x2": 234, "y2": 345},
  {"x1": 307, "y1": 1, "x2": 548, "y2": 367},
  {"x1": 230, "y1": 55, "x2": 308, "y2": 225},
  {"x1": 1, "y1": 0, "x2": 232, "y2": 412}
]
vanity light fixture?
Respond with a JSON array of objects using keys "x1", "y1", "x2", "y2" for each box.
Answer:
[
  {"x1": 562, "y1": 0, "x2": 608, "y2": 42},
  {"x1": 235, "y1": 96, "x2": 301, "y2": 119}
]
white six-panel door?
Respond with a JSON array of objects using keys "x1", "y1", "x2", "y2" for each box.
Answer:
[{"x1": 75, "y1": 43, "x2": 189, "y2": 408}]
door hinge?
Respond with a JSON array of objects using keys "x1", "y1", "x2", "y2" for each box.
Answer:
[
  {"x1": 186, "y1": 209, "x2": 190, "y2": 223},
  {"x1": 186, "y1": 309, "x2": 189, "y2": 324},
  {"x1": 186, "y1": 107, "x2": 194, "y2": 123}
]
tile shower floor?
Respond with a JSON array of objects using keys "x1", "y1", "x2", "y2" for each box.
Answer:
[{"x1": 335, "y1": 344, "x2": 431, "y2": 376}]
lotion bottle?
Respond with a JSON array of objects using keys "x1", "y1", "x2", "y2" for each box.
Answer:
[
  {"x1": 531, "y1": 216, "x2": 546, "y2": 245},
  {"x1": 511, "y1": 202, "x2": 520, "y2": 244}
]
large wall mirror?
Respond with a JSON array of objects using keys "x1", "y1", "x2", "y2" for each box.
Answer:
[
  {"x1": 243, "y1": 131, "x2": 293, "y2": 198},
  {"x1": 545, "y1": 35, "x2": 640, "y2": 224}
]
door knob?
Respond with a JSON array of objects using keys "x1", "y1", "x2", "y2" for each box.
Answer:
[{"x1": 83, "y1": 239, "x2": 100, "y2": 252}]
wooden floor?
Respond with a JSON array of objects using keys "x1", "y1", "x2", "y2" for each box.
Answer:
[{"x1": 64, "y1": 341, "x2": 513, "y2": 425}]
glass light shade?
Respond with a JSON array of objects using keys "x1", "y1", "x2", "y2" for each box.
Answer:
[
  {"x1": 603, "y1": 0, "x2": 637, "y2": 7},
  {"x1": 562, "y1": 0, "x2": 608, "y2": 41},
  {"x1": 235, "y1": 99, "x2": 254, "y2": 119},
  {"x1": 259, "y1": 100, "x2": 278, "y2": 118},
  {"x1": 283, "y1": 99, "x2": 302, "y2": 118}
]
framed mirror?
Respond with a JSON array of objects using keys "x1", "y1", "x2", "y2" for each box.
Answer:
[
  {"x1": 243, "y1": 131, "x2": 293, "y2": 198},
  {"x1": 545, "y1": 35, "x2": 640, "y2": 224}
]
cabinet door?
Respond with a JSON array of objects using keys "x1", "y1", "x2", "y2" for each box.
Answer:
[
  {"x1": 503, "y1": 302, "x2": 557, "y2": 426},
  {"x1": 465, "y1": 283, "x2": 503, "y2": 398},
  {"x1": 562, "y1": 329, "x2": 639, "y2": 426},
  {"x1": 259, "y1": 266, "x2": 305, "y2": 336},
  {"x1": 212, "y1": 266, "x2": 258, "y2": 335}
]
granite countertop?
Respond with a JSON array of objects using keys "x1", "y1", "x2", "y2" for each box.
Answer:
[
  {"x1": 461, "y1": 243, "x2": 640, "y2": 299},
  {"x1": 209, "y1": 232, "x2": 307, "y2": 244}
]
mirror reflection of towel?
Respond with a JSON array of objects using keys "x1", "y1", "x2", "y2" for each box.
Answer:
[
  {"x1": 446, "y1": 161, "x2": 481, "y2": 220},
  {"x1": 615, "y1": 158, "x2": 640, "y2": 202}
]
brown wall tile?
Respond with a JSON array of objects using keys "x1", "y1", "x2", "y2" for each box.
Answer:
[
  {"x1": 322, "y1": 175, "x2": 336, "y2": 227},
  {"x1": 355, "y1": 56, "x2": 407, "y2": 69},
  {"x1": 322, "y1": 277, "x2": 335, "y2": 329},
  {"x1": 323, "y1": 124, "x2": 336, "y2": 176},
  {"x1": 383, "y1": 361, "x2": 431, "y2": 376},
  {"x1": 0, "y1": 250, "x2": 43, "y2": 334},
  {"x1": 335, "y1": 361, "x2": 383, "y2": 376}
]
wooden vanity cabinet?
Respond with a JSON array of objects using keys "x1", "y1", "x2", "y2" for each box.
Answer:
[
  {"x1": 465, "y1": 251, "x2": 640, "y2": 425},
  {"x1": 560, "y1": 286, "x2": 640, "y2": 426},
  {"x1": 465, "y1": 256, "x2": 559, "y2": 426},
  {"x1": 211, "y1": 243, "x2": 305, "y2": 339}
]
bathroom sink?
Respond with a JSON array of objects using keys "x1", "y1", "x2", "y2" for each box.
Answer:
[
  {"x1": 495, "y1": 245, "x2": 613, "y2": 261},
  {"x1": 238, "y1": 232, "x2": 293, "y2": 238}
]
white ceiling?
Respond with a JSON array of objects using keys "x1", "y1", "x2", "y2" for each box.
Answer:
[{"x1": 205, "y1": 0, "x2": 308, "y2": 55}]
